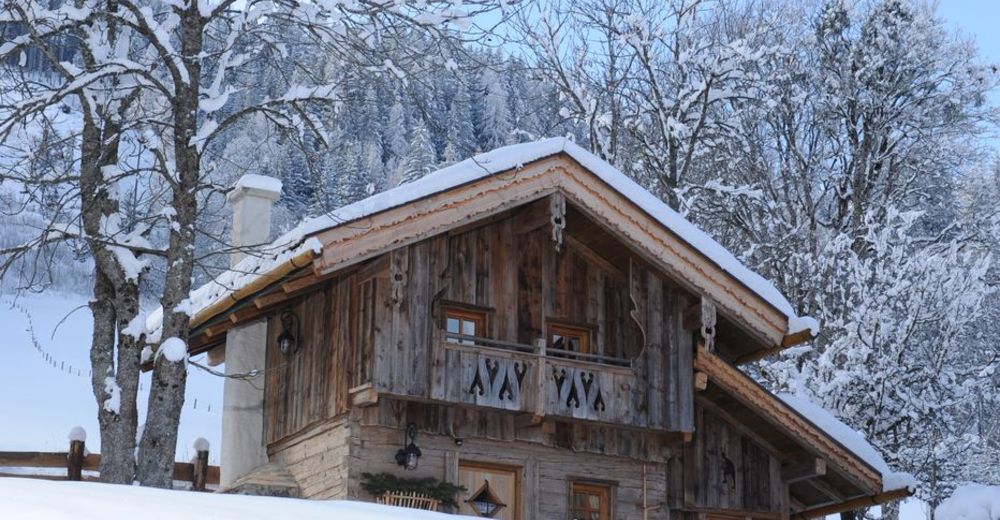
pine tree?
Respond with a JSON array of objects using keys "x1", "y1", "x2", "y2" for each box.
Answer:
[
  {"x1": 401, "y1": 120, "x2": 436, "y2": 185},
  {"x1": 443, "y1": 82, "x2": 476, "y2": 163},
  {"x1": 478, "y1": 68, "x2": 512, "y2": 150}
]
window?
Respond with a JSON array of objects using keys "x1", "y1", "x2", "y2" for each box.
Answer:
[
  {"x1": 570, "y1": 482, "x2": 611, "y2": 520},
  {"x1": 549, "y1": 323, "x2": 591, "y2": 354},
  {"x1": 445, "y1": 308, "x2": 487, "y2": 345},
  {"x1": 458, "y1": 461, "x2": 519, "y2": 519}
]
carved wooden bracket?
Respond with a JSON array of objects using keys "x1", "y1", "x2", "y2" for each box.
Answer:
[
  {"x1": 683, "y1": 296, "x2": 717, "y2": 352},
  {"x1": 390, "y1": 251, "x2": 407, "y2": 310},
  {"x1": 550, "y1": 192, "x2": 566, "y2": 252},
  {"x1": 700, "y1": 297, "x2": 717, "y2": 352}
]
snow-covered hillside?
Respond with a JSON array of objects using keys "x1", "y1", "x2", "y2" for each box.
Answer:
[
  {"x1": 0, "y1": 292, "x2": 222, "y2": 462},
  {"x1": 0, "y1": 478, "x2": 476, "y2": 519}
]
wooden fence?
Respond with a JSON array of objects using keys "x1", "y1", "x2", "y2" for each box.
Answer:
[{"x1": 0, "y1": 435, "x2": 220, "y2": 491}]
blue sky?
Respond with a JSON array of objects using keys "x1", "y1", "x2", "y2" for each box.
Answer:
[
  {"x1": 937, "y1": 1, "x2": 1000, "y2": 151},
  {"x1": 937, "y1": 1, "x2": 1000, "y2": 63}
]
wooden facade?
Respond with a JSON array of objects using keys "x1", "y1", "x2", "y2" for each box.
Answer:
[{"x1": 193, "y1": 154, "x2": 901, "y2": 519}]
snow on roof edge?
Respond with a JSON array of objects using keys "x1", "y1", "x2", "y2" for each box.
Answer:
[
  {"x1": 286, "y1": 137, "x2": 811, "y2": 328},
  {"x1": 778, "y1": 393, "x2": 917, "y2": 493},
  {"x1": 149, "y1": 137, "x2": 816, "y2": 341}
]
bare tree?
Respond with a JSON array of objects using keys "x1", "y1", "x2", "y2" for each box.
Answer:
[
  {"x1": 1, "y1": 0, "x2": 502, "y2": 487},
  {"x1": 518, "y1": 0, "x2": 774, "y2": 209}
]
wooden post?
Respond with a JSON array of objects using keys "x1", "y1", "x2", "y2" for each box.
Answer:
[
  {"x1": 192, "y1": 439, "x2": 210, "y2": 491},
  {"x1": 534, "y1": 338, "x2": 547, "y2": 420},
  {"x1": 67, "y1": 440, "x2": 84, "y2": 481}
]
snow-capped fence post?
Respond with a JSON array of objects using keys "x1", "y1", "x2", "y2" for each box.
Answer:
[
  {"x1": 191, "y1": 438, "x2": 210, "y2": 491},
  {"x1": 67, "y1": 427, "x2": 86, "y2": 481}
]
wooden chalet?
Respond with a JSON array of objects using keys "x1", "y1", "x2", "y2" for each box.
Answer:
[{"x1": 161, "y1": 138, "x2": 910, "y2": 519}]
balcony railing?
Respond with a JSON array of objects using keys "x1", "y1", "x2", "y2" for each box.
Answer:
[
  {"x1": 443, "y1": 333, "x2": 632, "y2": 368},
  {"x1": 432, "y1": 333, "x2": 643, "y2": 426}
]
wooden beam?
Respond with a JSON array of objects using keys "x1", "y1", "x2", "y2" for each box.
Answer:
[
  {"x1": 735, "y1": 328, "x2": 817, "y2": 365},
  {"x1": 280, "y1": 271, "x2": 334, "y2": 294},
  {"x1": 782, "y1": 458, "x2": 827, "y2": 484},
  {"x1": 791, "y1": 488, "x2": 911, "y2": 520},
  {"x1": 253, "y1": 290, "x2": 293, "y2": 310},
  {"x1": 350, "y1": 384, "x2": 379, "y2": 407},
  {"x1": 696, "y1": 396, "x2": 787, "y2": 459},
  {"x1": 564, "y1": 234, "x2": 625, "y2": 280},
  {"x1": 808, "y1": 477, "x2": 845, "y2": 501},
  {"x1": 694, "y1": 371, "x2": 709, "y2": 391}
]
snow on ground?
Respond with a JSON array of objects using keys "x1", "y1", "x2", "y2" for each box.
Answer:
[
  {"x1": 936, "y1": 484, "x2": 1000, "y2": 520},
  {"x1": 825, "y1": 498, "x2": 932, "y2": 520},
  {"x1": 778, "y1": 393, "x2": 917, "y2": 492},
  {"x1": 0, "y1": 291, "x2": 222, "y2": 463},
  {"x1": 0, "y1": 478, "x2": 477, "y2": 520}
]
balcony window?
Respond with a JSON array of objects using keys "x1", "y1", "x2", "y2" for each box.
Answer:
[
  {"x1": 549, "y1": 323, "x2": 591, "y2": 355},
  {"x1": 445, "y1": 308, "x2": 487, "y2": 345}
]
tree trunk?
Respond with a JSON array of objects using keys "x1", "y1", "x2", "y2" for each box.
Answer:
[
  {"x1": 136, "y1": 4, "x2": 203, "y2": 487},
  {"x1": 80, "y1": 107, "x2": 141, "y2": 484},
  {"x1": 99, "y1": 282, "x2": 142, "y2": 483}
]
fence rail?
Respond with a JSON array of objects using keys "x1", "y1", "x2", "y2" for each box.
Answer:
[{"x1": 0, "y1": 432, "x2": 220, "y2": 491}]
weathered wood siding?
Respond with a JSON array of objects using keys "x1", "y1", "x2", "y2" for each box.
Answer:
[
  {"x1": 668, "y1": 404, "x2": 787, "y2": 514},
  {"x1": 263, "y1": 198, "x2": 696, "y2": 445},
  {"x1": 264, "y1": 274, "x2": 358, "y2": 444},
  {"x1": 370, "y1": 204, "x2": 695, "y2": 432}
]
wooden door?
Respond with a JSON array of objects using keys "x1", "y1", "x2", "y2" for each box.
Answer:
[{"x1": 458, "y1": 461, "x2": 520, "y2": 519}]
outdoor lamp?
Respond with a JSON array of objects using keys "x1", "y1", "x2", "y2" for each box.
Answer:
[
  {"x1": 277, "y1": 310, "x2": 300, "y2": 355},
  {"x1": 395, "y1": 423, "x2": 421, "y2": 470}
]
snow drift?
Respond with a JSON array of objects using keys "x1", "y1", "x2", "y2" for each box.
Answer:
[
  {"x1": 936, "y1": 484, "x2": 1000, "y2": 520},
  {"x1": 0, "y1": 478, "x2": 477, "y2": 520}
]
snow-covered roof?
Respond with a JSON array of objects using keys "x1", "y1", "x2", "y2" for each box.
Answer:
[
  {"x1": 0, "y1": 478, "x2": 476, "y2": 520},
  {"x1": 147, "y1": 137, "x2": 817, "y2": 340},
  {"x1": 778, "y1": 393, "x2": 917, "y2": 493}
]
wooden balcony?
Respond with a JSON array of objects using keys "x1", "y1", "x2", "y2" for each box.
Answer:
[{"x1": 429, "y1": 333, "x2": 648, "y2": 427}]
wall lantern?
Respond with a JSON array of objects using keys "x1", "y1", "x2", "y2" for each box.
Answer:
[
  {"x1": 394, "y1": 423, "x2": 422, "y2": 470},
  {"x1": 277, "y1": 310, "x2": 300, "y2": 356}
]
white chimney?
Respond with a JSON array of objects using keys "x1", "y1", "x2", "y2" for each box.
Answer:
[
  {"x1": 226, "y1": 174, "x2": 282, "y2": 267},
  {"x1": 221, "y1": 174, "x2": 281, "y2": 488}
]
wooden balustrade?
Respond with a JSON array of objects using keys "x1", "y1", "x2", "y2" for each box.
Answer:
[{"x1": 434, "y1": 334, "x2": 646, "y2": 427}]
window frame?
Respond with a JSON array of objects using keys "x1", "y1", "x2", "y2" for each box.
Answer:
[
  {"x1": 547, "y1": 321, "x2": 593, "y2": 355},
  {"x1": 442, "y1": 303, "x2": 491, "y2": 344},
  {"x1": 568, "y1": 480, "x2": 612, "y2": 520}
]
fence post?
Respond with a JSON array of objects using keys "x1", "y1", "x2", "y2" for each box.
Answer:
[
  {"x1": 67, "y1": 426, "x2": 86, "y2": 481},
  {"x1": 192, "y1": 438, "x2": 210, "y2": 491}
]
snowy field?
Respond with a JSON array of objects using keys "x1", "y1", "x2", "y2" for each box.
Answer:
[
  {"x1": 0, "y1": 478, "x2": 477, "y2": 519},
  {"x1": 0, "y1": 291, "x2": 222, "y2": 462}
]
